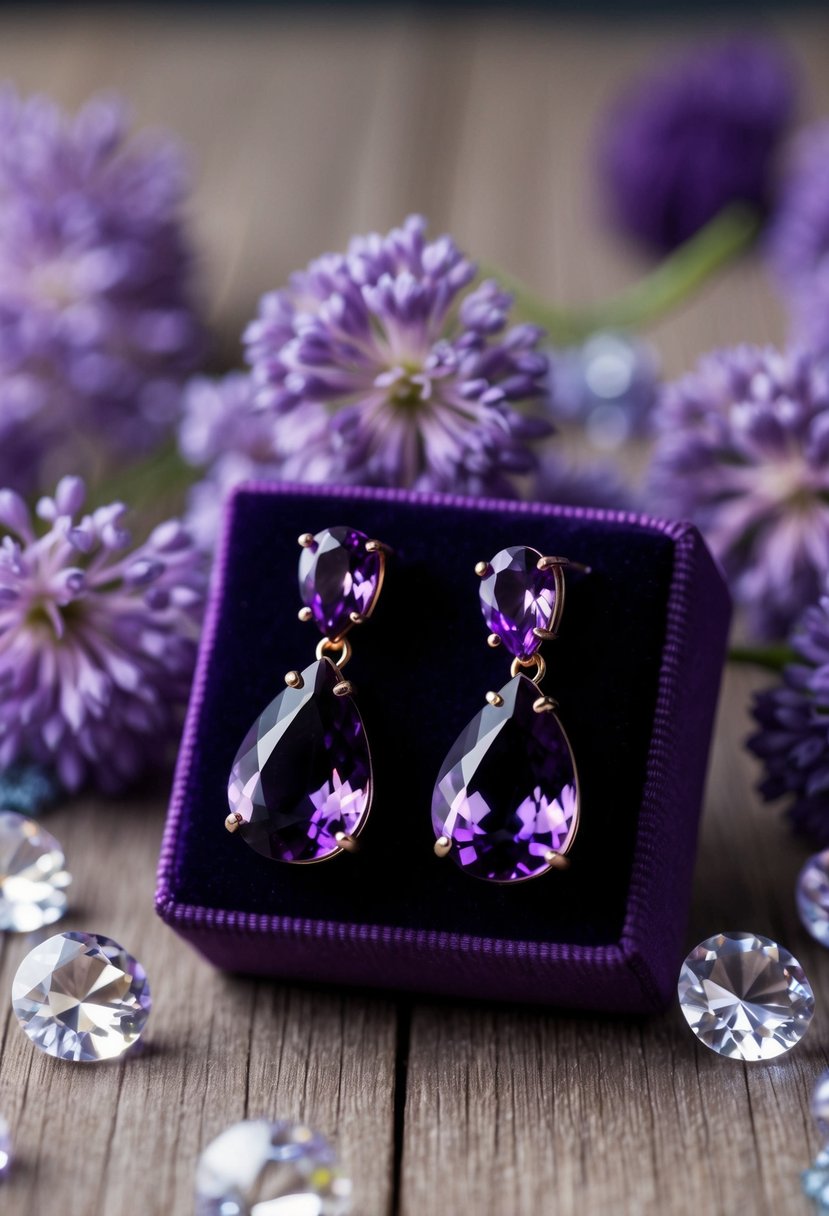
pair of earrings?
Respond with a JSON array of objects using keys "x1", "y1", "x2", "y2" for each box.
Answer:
[{"x1": 225, "y1": 526, "x2": 586, "y2": 886}]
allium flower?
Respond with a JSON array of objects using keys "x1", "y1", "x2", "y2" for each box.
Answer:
[
  {"x1": 749, "y1": 583, "x2": 829, "y2": 840},
  {"x1": 0, "y1": 88, "x2": 204, "y2": 491},
  {"x1": 648, "y1": 344, "x2": 829, "y2": 640},
  {"x1": 532, "y1": 452, "x2": 635, "y2": 513},
  {"x1": 0, "y1": 476, "x2": 205, "y2": 793},
  {"x1": 600, "y1": 38, "x2": 795, "y2": 251},
  {"x1": 179, "y1": 372, "x2": 330, "y2": 548},
  {"x1": 767, "y1": 122, "x2": 829, "y2": 355},
  {"x1": 244, "y1": 214, "x2": 551, "y2": 496}
]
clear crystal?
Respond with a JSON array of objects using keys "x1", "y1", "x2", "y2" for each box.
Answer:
[
  {"x1": 0, "y1": 810, "x2": 70, "y2": 932},
  {"x1": 12, "y1": 931, "x2": 151, "y2": 1062},
  {"x1": 813, "y1": 1071, "x2": 829, "y2": 1140},
  {"x1": 195, "y1": 1119, "x2": 352, "y2": 1216},
  {"x1": 803, "y1": 1146, "x2": 829, "y2": 1208},
  {"x1": 0, "y1": 1115, "x2": 11, "y2": 1180},
  {"x1": 797, "y1": 849, "x2": 829, "y2": 946},
  {"x1": 677, "y1": 931, "x2": 814, "y2": 1061}
]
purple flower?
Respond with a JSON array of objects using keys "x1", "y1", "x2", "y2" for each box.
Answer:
[
  {"x1": 243, "y1": 215, "x2": 552, "y2": 496},
  {"x1": 532, "y1": 451, "x2": 635, "y2": 513},
  {"x1": 0, "y1": 88, "x2": 204, "y2": 492},
  {"x1": 767, "y1": 122, "x2": 829, "y2": 355},
  {"x1": 749, "y1": 583, "x2": 829, "y2": 840},
  {"x1": 648, "y1": 344, "x2": 829, "y2": 640},
  {"x1": 600, "y1": 38, "x2": 795, "y2": 252},
  {"x1": 0, "y1": 476, "x2": 205, "y2": 793}
]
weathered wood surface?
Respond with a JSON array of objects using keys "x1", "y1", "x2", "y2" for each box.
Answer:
[{"x1": 0, "y1": 9, "x2": 828, "y2": 1215}]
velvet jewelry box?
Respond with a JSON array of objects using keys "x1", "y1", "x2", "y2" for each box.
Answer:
[{"x1": 156, "y1": 482, "x2": 731, "y2": 1014}]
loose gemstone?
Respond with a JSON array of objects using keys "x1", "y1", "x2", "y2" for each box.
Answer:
[
  {"x1": 228, "y1": 658, "x2": 371, "y2": 862},
  {"x1": 12, "y1": 931, "x2": 151, "y2": 1062},
  {"x1": 677, "y1": 931, "x2": 814, "y2": 1061},
  {"x1": 813, "y1": 1070, "x2": 829, "y2": 1140},
  {"x1": 431, "y1": 673, "x2": 578, "y2": 882},
  {"x1": 195, "y1": 1119, "x2": 352, "y2": 1216},
  {"x1": 797, "y1": 849, "x2": 829, "y2": 947},
  {"x1": 479, "y1": 546, "x2": 558, "y2": 658},
  {"x1": 0, "y1": 810, "x2": 70, "y2": 932},
  {"x1": 0, "y1": 1115, "x2": 10, "y2": 1180},
  {"x1": 298, "y1": 526, "x2": 382, "y2": 639}
]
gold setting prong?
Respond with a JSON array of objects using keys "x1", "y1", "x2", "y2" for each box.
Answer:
[
  {"x1": 475, "y1": 561, "x2": 492, "y2": 578},
  {"x1": 285, "y1": 670, "x2": 304, "y2": 689},
  {"x1": 349, "y1": 611, "x2": 365, "y2": 625},
  {"x1": 434, "y1": 835, "x2": 452, "y2": 858},
  {"x1": 544, "y1": 851, "x2": 571, "y2": 870},
  {"x1": 333, "y1": 680, "x2": 353, "y2": 697},
  {"x1": 298, "y1": 606, "x2": 313, "y2": 623},
  {"x1": 533, "y1": 695, "x2": 558, "y2": 714},
  {"x1": 533, "y1": 627, "x2": 555, "y2": 642},
  {"x1": 537, "y1": 555, "x2": 566, "y2": 571},
  {"x1": 225, "y1": 812, "x2": 243, "y2": 834},
  {"x1": 335, "y1": 831, "x2": 359, "y2": 853},
  {"x1": 365, "y1": 538, "x2": 391, "y2": 555},
  {"x1": 298, "y1": 532, "x2": 316, "y2": 549},
  {"x1": 486, "y1": 691, "x2": 504, "y2": 707},
  {"x1": 487, "y1": 633, "x2": 501, "y2": 648}
]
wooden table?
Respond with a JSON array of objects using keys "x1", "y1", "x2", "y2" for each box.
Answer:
[{"x1": 1, "y1": 8, "x2": 828, "y2": 1214}]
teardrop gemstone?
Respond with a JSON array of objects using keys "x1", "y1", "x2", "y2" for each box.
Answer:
[
  {"x1": 228, "y1": 658, "x2": 372, "y2": 862},
  {"x1": 432, "y1": 674, "x2": 579, "y2": 882},
  {"x1": 479, "y1": 547, "x2": 557, "y2": 658},
  {"x1": 298, "y1": 526, "x2": 382, "y2": 639}
]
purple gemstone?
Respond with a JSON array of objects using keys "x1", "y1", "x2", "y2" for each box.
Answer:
[
  {"x1": 479, "y1": 547, "x2": 557, "y2": 658},
  {"x1": 298, "y1": 526, "x2": 382, "y2": 640},
  {"x1": 228, "y1": 658, "x2": 371, "y2": 862},
  {"x1": 431, "y1": 674, "x2": 579, "y2": 882}
]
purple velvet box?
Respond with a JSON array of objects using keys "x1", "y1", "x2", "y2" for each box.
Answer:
[{"x1": 156, "y1": 482, "x2": 730, "y2": 1013}]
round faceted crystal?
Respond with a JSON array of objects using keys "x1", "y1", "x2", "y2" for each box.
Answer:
[
  {"x1": 479, "y1": 546, "x2": 557, "y2": 658},
  {"x1": 677, "y1": 931, "x2": 814, "y2": 1061},
  {"x1": 12, "y1": 931, "x2": 151, "y2": 1062},
  {"x1": 0, "y1": 810, "x2": 70, "y2": 932},
  {"x1": 797, "y1": 849, "x2": 829, "y2": 946},
  {"x1": 432, "y1": 673, "x2": 578, "y2": 882},
  {"x1": 195, "y1": 1119, "x2": 352, "y2": 1216},
  {"x1": 298, "y1": 526, "x2": 381, "y2": 639},
  {"x1": 0, "y1": 1115, "x2": 10, "y2": 1179},
  {"x1": 228, "y1": 658, "x2": 371, "y2": 862}
]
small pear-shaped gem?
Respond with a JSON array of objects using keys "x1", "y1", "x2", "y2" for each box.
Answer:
[
  {"x1": 299, "y1": 526, "x2": 382, "y2": 639},
  {"x1": 432, "y1": 674, "x2": 579, "y2": 882},
  {"x1": 228, "y1": 658, "x2": 372, "y2": 862},
  {"x1": 479, "y1": 547, "x2": 557, "y2": 658}
]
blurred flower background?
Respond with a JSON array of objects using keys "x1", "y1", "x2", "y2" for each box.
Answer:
[{"x1": 1, "y1": 26, "x2": 829, "y2": 832}]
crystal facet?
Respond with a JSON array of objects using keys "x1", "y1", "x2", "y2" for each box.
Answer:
[
  {"x1": 797, "y1": 849, "x2": 829, "y2": 947},
  {"x1": 0, "y1": 810, "x2": 70, "y2": 932},
  {"x1": 479, "y1": 546, "x2": 557, "y2": 658},
  {"x1": 813, "y1": 1070, "x2": 829, "y2": 1140},
  {"x1": 195, "y1": 1119, "x2": 352, "y2": 1216},
  {"x1": 228, "y1": 658, "x2": 372, "y2": 862},
  {"x1": 677, "y1": 931, "x2": 814, "y2": 1061},
  {"x1": 432, "y1": 673, "x2": 578, "y2": 882},
  {"x1": 12, "y1": 931, "x2": 151, "y2": 1061},
  {"x1": 298, "y1": 526, "x2": 381, "y2": 639},
  {"x1": 0, "y1": 1115, "x2": 10, "y2": 1180}
]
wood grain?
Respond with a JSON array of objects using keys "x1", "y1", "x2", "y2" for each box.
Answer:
[{"x1": 0, "y1": 8, "x2": 827, "y2": 1215}]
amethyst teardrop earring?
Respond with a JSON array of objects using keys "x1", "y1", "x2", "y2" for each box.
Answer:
[
  {"x1": 431, "y1": 547, "x2": 588, "y2": 884},
  {"x1": 226, "y1": 526, "x2": 389, "y2": 863}
]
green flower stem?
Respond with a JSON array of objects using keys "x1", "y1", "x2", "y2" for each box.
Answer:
[
  {"x1": 88, "y1": 440, "x2": 197, "y2": 516},
  {"x1": 728, "y1": 644, "x2": 795, "y2": 674},
  {"x1": 496, "y1": 203, "x2": 761, "y2": 344}
]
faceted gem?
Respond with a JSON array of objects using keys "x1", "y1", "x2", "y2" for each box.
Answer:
[
  {"x1": 479, "y1": 546, "x2": 557, "y2": 658},
  {"x1": 797, "y1": 849, "x2": 829, "y2": 947},
  {"x1": 298, "y1": 526, "x2": 382, "y2": 639},
  {"x1": 431, "y1": 673, "x2": 578, "y2": 882},
  {"x1": 12, "y1": 931, "x2": 151, "y2": 1062},
  {"x1": 0, "y1": 1115, "x2": 10, "y2": 1180},
  {"x1": 813, "y1": 1070, "x2": 829, "y2": 1140},
  {"x1": 196, "y1": 1119, "x2": 352, "y2": 1216},
  {"x1": 0, "y1": 810, "x2": 70, "y2": 932},
  {"x1": 677, "y1": 931, "x2": 814, "y2": 1061},
  {"x1": 228, "y1": 658, "x2": 371, "y2": 863}
]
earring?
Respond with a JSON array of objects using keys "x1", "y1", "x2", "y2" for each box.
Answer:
[
  {"x1": 431, "y1": 546, "x2": 588, "y2": 884},
  {"x1": 226, "y1": 526, "x2": 389, "y2": 863}
]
